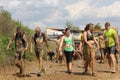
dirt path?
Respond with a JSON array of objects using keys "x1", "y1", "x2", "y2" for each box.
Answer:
[{"x1": 0, "y1": 60, "x2": 120, "y2": 80}]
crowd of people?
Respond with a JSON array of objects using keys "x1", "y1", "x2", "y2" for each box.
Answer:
[{"x1": 6, "y1": 22, "x2": 120, "y2": 77}]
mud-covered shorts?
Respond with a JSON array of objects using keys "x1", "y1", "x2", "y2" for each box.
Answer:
[
  {"x1": 15, "y1": 47, "x2": 25, "y2": 60},
  {"x1": 35, "y1": 47, "x2": 44, "y2": 59},
  {"x1": 83, "y1": 44, "x2": 96, "y2": 60}
]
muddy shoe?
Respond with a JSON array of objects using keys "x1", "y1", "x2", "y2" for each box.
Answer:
[
  {"x1": 55, "y1": 60, "x2": 58, "y2": 63},
  {"x1": 109, "y1": 69, "x2": 112, "y2": 73},
  {"x1": 68, "y1": 70, "x2": 72, "y2": 74},
  {"x1": 81, "y1": 71, "x2": 88, "y2": 75},
  {"x1": 88, "y1": 72, "x2": 97, "y2": 76},
  {"x1": 92, "y1": 72, "x2": 97, "y2": 77},
  {"x1": 41, "y1": 69, "x2": 46, "y2": 73},
  {"x1": 37, "y1": 73, "x2": 41, "y2": 77},
  {"x1": 25, "y1": 74, "x2": 32, "y2": 77},
  {"x1": 111, "y1": 70, "x2": 116, "y2": 74},
  {"x1": 13, "y1": 72, "x2": 21, "y2": 76},
  {"x1": 116, "y1": 60, "x2": 119, "y2": 64},
  {"x1": 18, "y1": 74, "x2": 26, "y2": 77}
]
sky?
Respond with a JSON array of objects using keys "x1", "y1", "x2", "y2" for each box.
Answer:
[{"x1": 0, "y1": 0, "x2": 120, "y2": 31}]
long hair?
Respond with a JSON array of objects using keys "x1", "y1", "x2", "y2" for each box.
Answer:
[
  {"x1": 65, "y1": 28, "x2": 71, "y2": 32},
  {"x1": 84, "y1": 23, "x2": 93, "y2": 31}
]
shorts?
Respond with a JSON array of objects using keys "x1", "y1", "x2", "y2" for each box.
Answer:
[
  {"x1": 15, "y1": 49, "x2": 25, "y2": 60},
  {"x1": 106, "y1": 45, "x2": 116, "y2": 54},
  {"x1": 64, "y1": 50, "x2": 74, "y2": 63},
  {"x1": 35, "y1": 48, "x2": 44, "y2": 59},
  {"x1": 83, "y1": 44, "x2": 96, "y2": 60},
  {"x1": 115, "y1": 49, "x2": 120, "y2": 54}
]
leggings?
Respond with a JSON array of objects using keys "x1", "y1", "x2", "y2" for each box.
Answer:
[{"x1": 64, "y1": 50, "x2": 74, "y2": 63}]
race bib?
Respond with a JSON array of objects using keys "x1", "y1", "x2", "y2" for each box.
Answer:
[
  {"x1": 65, "y1": 44, "x2": 71, "y2": 48},
  {"x1": 36, "y1": 38, "x2": 43, "y2": 44}
]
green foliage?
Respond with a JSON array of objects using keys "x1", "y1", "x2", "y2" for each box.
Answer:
[
  {"x1": 66, "y1": 21, "x2": 79, "y2": 30},
  {"x1": 0, "y1": 7, "x2": 35, "y2": 66},
  {"x1": 94, "y1": 23, "x2": 101, "y2": 29},
  {"x1": 0, "y1": 33, "x2": 14, "y2": 66},
  {"x1": 0, "y1": 7, "x2": 16, "y2": 36},
  {"x1": 0, "y1": 7, "x2": 57, "y2": 66}
]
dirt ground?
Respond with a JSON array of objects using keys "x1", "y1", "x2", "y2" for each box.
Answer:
[{"x1": 0, "y1": 59, "x2": 120, "y2": 80}]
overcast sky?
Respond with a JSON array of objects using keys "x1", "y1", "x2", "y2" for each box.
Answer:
[{"x1": 0, "y1": 0, "x2": 120, "y2": 31}]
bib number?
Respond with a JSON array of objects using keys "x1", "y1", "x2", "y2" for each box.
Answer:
[
  {"x1": 65, "y1": 44, "x2": 71, "y2": 48},
  {"x1": 36, "y1": 38, "x2": 43, "y2": 44}
]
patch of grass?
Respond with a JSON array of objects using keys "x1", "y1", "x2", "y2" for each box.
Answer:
[{"x1": 0, "y1": 33, "x2": 57, "y2": 68}]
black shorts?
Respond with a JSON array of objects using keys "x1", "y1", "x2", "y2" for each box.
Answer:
[
  {"x1": 115, "y1": 49, "x2": 120, "y2": 54},
  {"x1": 64, "y1": 50, "x2": 74, "y2": 63},
  {"x1": 106, "y1": 45, "x2": 116, "y2": 54}
]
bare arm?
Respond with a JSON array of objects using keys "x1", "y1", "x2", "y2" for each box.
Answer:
[
  {"x1": 114, "y1": 34, "x2": 119, "y2": 48},
  {"x1": 44, "y1": 34, "x2": 49, "y2": 49},
  {"x1": 72, "y1": 35, "x2": 75, "y2": 48},
  {"x1": 78, "y1": 42, "x2": 82, "y2": 52},
  {"x1": 59, "y1": 36, "x2": 64, "y2": 50},
  {"x1": 6, "y1": 33, "x2": 16, "y2": 50},
  {"x1": 94, "y1": 38, "x2": 99, "y2": 49},
  {"x1": 112, "y1": 30, "x2": 119, "y2": 49},
  {"x1": 23, "y1": 34, "x2": 28, "y2": 50}
]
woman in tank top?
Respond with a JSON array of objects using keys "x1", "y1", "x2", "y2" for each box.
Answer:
[
  {"x1": 83, "y1": 23, "x2": 99, "y2": 76},
  {"x1": 59, "y1": 28, "x2": 74, "y2": 74}
]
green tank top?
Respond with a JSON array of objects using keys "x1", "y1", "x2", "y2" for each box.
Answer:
[{"x1": 64, "y1": 35, "x2": 74, "y2": 51}]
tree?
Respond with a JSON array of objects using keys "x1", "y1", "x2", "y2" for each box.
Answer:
[
  {"x1": 94, "y1": 23, "x2": 101, "y2": 30},
  {"x1": 66, "y1": 21, "x2": 79, "y2": 30}
]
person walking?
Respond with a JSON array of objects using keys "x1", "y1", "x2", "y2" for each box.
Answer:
[
  {"x1": 83, "y1": 23, "x2": 99, "y2": 76},
  {"x1": 104, "y1": 22, "x2": 119, "y2": 73},
  {"x1": 6, "y1": 27, "x2": 28, "y2": 77},
  {"x1": 30, "y1": 27, "x2": 48, "y2": 76},
  {"x1": 59, "y1": 28, "x2": 74, "y2": 74}
]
